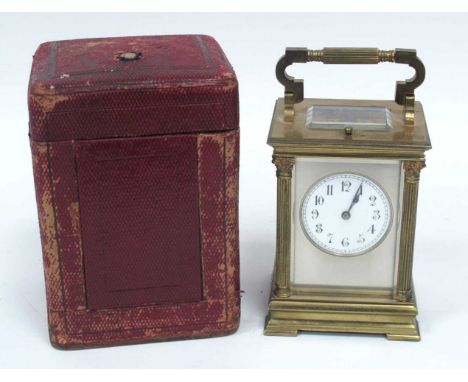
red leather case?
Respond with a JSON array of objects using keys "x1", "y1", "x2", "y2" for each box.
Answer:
[{"x1": 28, "y1": 35, "x2": 240, "y2": 349}]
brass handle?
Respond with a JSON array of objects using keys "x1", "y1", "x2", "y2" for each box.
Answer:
[
  {"x1": 309, "y1": 47, "x2": 395, "y2": 64},
  {"x1": 276, "y1": 47, "x2": 425, "y2": 123}
]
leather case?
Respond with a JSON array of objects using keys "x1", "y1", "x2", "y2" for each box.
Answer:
[{"x1": 28, "y1": 35, "x2": 240, "y2": 349}]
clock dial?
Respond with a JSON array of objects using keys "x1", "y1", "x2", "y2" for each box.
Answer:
[{"x1": 300, "y1": 173, "x2": 392, "y2": 256}]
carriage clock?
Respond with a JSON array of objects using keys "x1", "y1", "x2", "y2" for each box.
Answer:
[{"x1": 264, "y1": 47, "x2": 431, "y2": 341}]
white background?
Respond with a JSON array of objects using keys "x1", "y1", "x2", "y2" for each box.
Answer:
[{"x1": 0, "y1": 12, "x2": 467, "y2": 368}]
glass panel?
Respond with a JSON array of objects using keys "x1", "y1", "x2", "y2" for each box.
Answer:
[
  {"x1": 291, "y1": 157, "x2": 403, "y2": 290},
  {"x1": 305, "y1": 105, "x2": 393, "y2": 130}
]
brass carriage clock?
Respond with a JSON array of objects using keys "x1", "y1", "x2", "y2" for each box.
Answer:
[{"x1": 264, "y1": 47, "x2": 431, "y2": 341}]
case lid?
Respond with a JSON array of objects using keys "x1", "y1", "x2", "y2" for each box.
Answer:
[{"x1": 28, "y1": 35, "x2": 238, "y2": 141}]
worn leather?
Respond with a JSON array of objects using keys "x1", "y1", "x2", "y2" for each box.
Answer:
[
  {"x1": 76, "y1": 134, "x2": 202, "y2": 310},
  {"x1": 29, "y1": 35, "x2": 240, "y2": 349},
  {"x1": 29, "y1": 35, "x2": 238, "y2": 141}
]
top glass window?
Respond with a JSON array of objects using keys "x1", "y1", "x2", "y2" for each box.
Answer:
[{"x1": 306, "y1": 105, "x2": 393, "y2": 130}]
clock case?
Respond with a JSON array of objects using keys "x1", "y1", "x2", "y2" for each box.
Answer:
[
  {"x1": 265, "y1": 48, "x2": 431, "y2": 341},
  {"x1": 28, "y1": 35, "x2": 240, "y2": 349}
]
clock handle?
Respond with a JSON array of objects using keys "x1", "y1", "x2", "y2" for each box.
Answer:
[{"x1": 276, "y1": 47, "x2": 425, "y2": 123}]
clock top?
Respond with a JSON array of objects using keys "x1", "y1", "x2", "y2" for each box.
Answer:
[{"x1": 268, "y1": 98, "x2": 431, "y2": 159}]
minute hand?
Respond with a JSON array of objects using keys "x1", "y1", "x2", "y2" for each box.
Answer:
[{"x1": 346, "y1": 183, "x2": 363, "y2": 213}]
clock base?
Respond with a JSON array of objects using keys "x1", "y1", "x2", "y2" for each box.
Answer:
[{"x1": 264, "y1": 290, "x2": 420, "y2": 341}]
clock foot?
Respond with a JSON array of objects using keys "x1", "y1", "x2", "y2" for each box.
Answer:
[
  {"x1": 264, "y1": 328, "x2": 298, "y2": 337},
  {"x1": 264, "y1": 315, "x2": 298, "y2": 337},
  {"x1": 386, "y1": 320, "x2": 420, "y2": 341},
  {"x1": 386, "y1": 333, "x2": 420, "y2": 341}
]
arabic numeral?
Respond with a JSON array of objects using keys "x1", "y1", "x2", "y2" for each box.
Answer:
[
  {"x1": 315, "y1": 224, "x2": 323, "y2": 233},
  {"x1": 373, "y1": 210, "x2": 381, "y2": 220},
  {"x1": 369, "y1": 195, "x2": 377, "y2": 206},
  {"x1": 357, "y1": 234, "x2": 365, "y2": 244},
  {"x1": 315, "y1": 195, "x2": 324, "y2": 206},
  {"x1": 327, "y1": 185, "x2": 333, "y2": 195},
  {"x1": 327, "y1": 233, "x2": 333, "y2": 244},
  {"x1": 342, "y1": 181, "x2": 352, "y2": 192},
  {"x1": 311, "y1": 209, "x2": 319, "y2": 219},
  {"x1": 368, "y1": 224, "x2": 376, "y2": 234},
  {"x1": 341, "y1": 237, "x2": 350, "y2": 247}
]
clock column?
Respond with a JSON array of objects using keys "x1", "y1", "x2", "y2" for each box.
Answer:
[
  {"x1": 273, "y1": 155, "x2": 295, "y2": 298},
  {"x1": 395, "y1": 160, "x2": 426, "y2": 301}
]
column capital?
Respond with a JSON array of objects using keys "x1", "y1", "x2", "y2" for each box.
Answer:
[
  {"x1": 272, "y1": 156, "x2": 295, "y2": 178},
  {"x1": 404, "y1": 160, "x2": 426, "y2": 183}
]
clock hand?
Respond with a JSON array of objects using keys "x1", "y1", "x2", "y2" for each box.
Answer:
[
  {"x1": 341, "y1": 183, "x2": 363, "y2": 220},
  {"x1": 348, "y1": 183, "x2": 363, "y2": 212}
]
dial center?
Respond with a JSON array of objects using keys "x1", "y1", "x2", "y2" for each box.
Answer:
[{"x1": 341, "y1": 211, "x2": 351, "y2": 220}]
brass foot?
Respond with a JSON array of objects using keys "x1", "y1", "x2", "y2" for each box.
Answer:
[
  {"x1": 386, "y1": 333, "x2": 420, "y2": 341},
  {"x1": 264, "y1": 328, "x2": 298, "y2": 337},
  {"x1": 264, "y1": 314, "x2": 298, "y2": 337},
  {"x1": 386, "y1": 320, "x2": 420, "y2": 341}
]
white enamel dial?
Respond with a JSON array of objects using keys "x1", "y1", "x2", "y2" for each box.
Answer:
[{"x1": 300, "y1": 173, "x2": 392, "y2": 256}]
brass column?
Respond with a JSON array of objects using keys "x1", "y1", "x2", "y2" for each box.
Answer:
[
  {"x1": 273, "y1": 155, "x2": 295, "y2": 298},
  {"x1": 395, "y1": 160, "x2": 425, "y2": 301}
]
